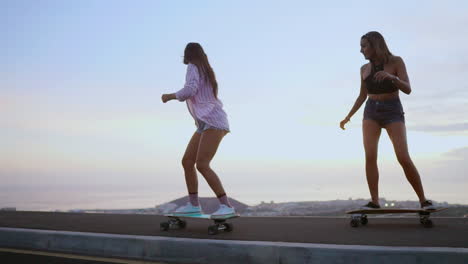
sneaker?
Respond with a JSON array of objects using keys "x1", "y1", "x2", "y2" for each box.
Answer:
[
  {"x1": 173, "y1": 202, "x2": 202, "y2": 215},
  {"x1": 360, "y1": 201, "x2": 381, "y2": 210},
  {"x1": 421, "y1": 200, "x2": 436, "y2": 211},
  {"x1": 211, "y1": 204, "x2": 236, "y2": 218}
]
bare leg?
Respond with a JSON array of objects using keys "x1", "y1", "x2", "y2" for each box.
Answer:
[
  {"x1": 181, "y1": 132, "x2": 201, "y2": 194},
  {"x1": 195, "y1": 129, "x2": 228, "y2": 197},
  {"x1": 363, "y1": 120, "x2": 382, "y2": 205},
  {"x1": 385, "y1": 122, "x2": 427, "y2": 203}
]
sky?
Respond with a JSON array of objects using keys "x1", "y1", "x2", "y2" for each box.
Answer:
[{"x1": 1, "y1": 0, "x2": 468, "y2": 210}]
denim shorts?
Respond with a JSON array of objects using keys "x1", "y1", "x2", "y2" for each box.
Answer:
[
  {"x1": 195, "y1": 119, "x2": 225, "y2": 134},
  {"x1": 363, "y1": 98, "x2": 405, "y2": 127}
]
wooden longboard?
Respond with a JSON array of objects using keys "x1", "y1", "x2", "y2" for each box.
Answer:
[
  {"x1": 346, "y1": 208, "x2": 447, "y2": 228},
  {"x1": 346, "y1": 208, "x2": 447, "y2": 215},
  {"x1": 161, "y1": 213, "x2": 239, "y2": 235}
]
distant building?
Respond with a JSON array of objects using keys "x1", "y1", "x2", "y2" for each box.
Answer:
[
  {"x1": 68, "y1": 209, "x2": 85, "y2": 213},
  {"x1": 0, "y1": 207, "x2": 16, "y2": 211}
]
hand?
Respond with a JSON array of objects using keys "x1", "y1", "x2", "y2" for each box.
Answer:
[
  {"x1": 340, "y1": 117, "x2": 350, "y2": 130},
  {"x1": 374, "y1": 71, "x2": 396, "y2": 82},
  {"x1": 161, "y1": 94, "x2": 174, "y2": 103}
]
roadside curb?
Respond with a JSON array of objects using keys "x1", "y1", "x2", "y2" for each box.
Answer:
[{"x1": 1, "y1": 227, "x2": 467, "y2": 264}]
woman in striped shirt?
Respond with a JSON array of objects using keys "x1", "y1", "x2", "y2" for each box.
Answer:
[{"x1": 161, "y1": 43, "x2": 236, "y2": 217}]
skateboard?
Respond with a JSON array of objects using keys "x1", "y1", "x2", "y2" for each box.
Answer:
[
  {"x1": 160, "y1": 213, "x2": 240, "y2": 235},
  {"x1": 346, "y1": 208, "x2": 447, "y2": 228}
]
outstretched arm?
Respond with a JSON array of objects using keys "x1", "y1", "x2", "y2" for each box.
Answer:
[
  {"x1": 175, "y1": 64, "x2": 200, "y2": 101},
  {"x1": 161, "y1": 64, "x2": 200, "y2": 103},
  {"x1": 161, "y1": 93, "x2": 176, "y2": 103},
  {"x1": 340, "y1": 67, "x2": 368, "y2": 130}
]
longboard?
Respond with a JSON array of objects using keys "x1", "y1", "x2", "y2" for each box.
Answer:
[
  {"x1": 345, "y1": 208, "x2": 447, "y2": 228},
  {"x1": 160, "y1": 213, "x2": 240, "y2": 235}
]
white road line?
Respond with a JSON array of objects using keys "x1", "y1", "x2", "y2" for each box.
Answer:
[{"x1": 0, "y1": 248, "x2": 167, "y2": 264}]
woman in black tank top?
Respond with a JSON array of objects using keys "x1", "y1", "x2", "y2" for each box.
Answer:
[
  {"x1": 364, "y1": 63, "x2": 399, "y2": 94},
  {"x1": 339, "y1": 31, "x2": 435, "y2": 210}
]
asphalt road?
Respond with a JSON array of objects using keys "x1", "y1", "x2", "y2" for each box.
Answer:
[{"x1": 1, "y1": 211, "x2": 467, "y2": 248}]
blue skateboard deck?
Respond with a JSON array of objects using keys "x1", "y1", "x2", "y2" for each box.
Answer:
[
  {"x1": 161, "y1": 213, "x2": 240, "y2": 235},
  {"x1": 164, "y1": 213, "x2": 239, "y2": 219}
]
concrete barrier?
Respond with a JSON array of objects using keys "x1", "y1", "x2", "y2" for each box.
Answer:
[{"x1": 1, "y1": 227, "x2": 467, "y2": 264}]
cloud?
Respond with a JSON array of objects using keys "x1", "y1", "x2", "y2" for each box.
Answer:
[
  {"x1": 420, "y1": 146, "x2": 468, "y2": 182},
  {"x1": 408, "y1": 122, "x2": 468, "y2": 133},
  {"x1": 443, "y1": 147, "x2": 468, "y2": 159}
]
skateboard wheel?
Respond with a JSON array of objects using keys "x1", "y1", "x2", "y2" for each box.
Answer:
[
  {"x1": 208, "y1": 225, "x2": 219, "y2": 235},
  {"x1": 179, "y1": 220, "x2": 187, "y2": 229},
  {"x1": 360, "y1": 216, "x2": 368, "y2": 225},
  {"x1": 422, "y1": 219, "x2": 433, "y2": 228},
  {"x1": 350, "y1": 219, "x2": 359, "y2": 227},
  {"x1": 160, "y1": 222, "x2": 169, "y2": 231},
  {"x1": 224, "y1": 223, "x2": 233, "y2": 232}
]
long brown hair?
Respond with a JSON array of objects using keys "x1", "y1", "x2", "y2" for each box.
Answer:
[
  {"x1": 183, "y1": 43, "x2": 218, "y2": 98},
  {"x1": 361, "y1": 31, "x2": 393, "y2": 64}
]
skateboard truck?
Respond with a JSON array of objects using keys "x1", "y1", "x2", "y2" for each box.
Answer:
[
  {"x1": 350, "y1": 214, "x2": 368, "y2": 227},
  {"x1": 208, "y1": 219, "x2": 233, "y2": 235},
  {"x1": 160, "y1": 217, "x2": 186, "y2": 231}
]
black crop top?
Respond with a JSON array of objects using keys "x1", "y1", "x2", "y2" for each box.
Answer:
[{"x1": 365, "y1": 64, "x2": 398, "y2": 94}]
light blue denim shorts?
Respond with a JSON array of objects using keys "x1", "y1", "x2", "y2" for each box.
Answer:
[{"x1": 196, "y1": 119, "x2": 225, "y2": 134}]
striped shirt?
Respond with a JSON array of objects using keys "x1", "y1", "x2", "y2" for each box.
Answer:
[{"x1": 175, "y1": 63, "x2": 230, "y2": 131}]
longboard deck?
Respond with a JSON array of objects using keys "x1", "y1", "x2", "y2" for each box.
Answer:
[
  {"x1": 164, "y1": 213, "x2": 240, "y2": 220},
  {"x1": 346, "y1": 208, "x2": 447, "y2": 215}
]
